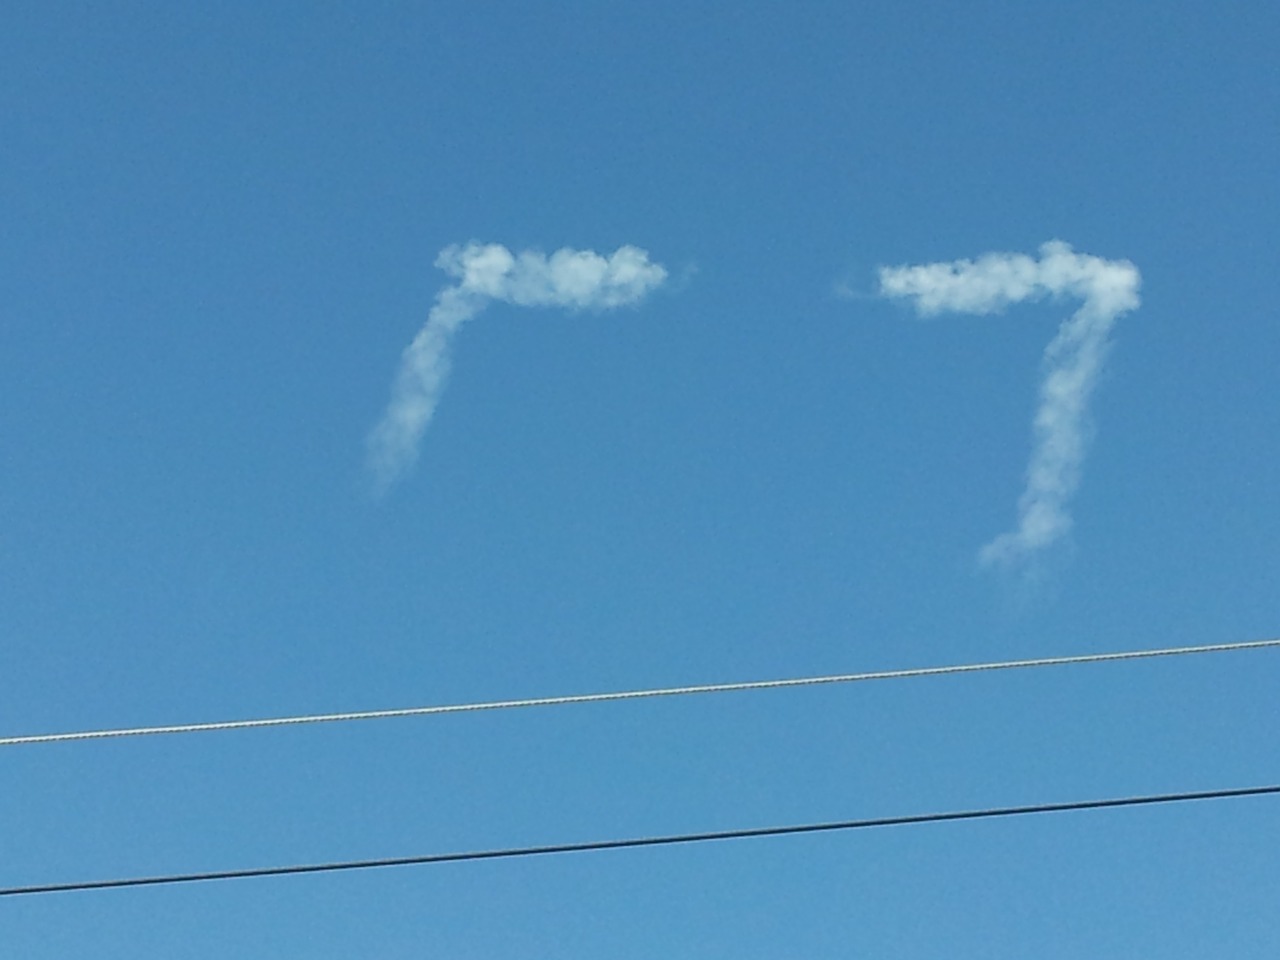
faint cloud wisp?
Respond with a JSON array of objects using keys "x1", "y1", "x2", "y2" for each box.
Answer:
[
  {"x1": 367, "y1": 243, "x2": 667, "y2": 493},
  {"x1": 877, "y1": 241, "x2": 1141, "y2": 567}
]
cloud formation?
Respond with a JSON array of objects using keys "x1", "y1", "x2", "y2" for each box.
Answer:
[
  {"x1": 878, "y1": 241, "x2": 1141, "y2": 566},
  {"x1": 368, "y1": 243, "x2": 667, "y2": 491}
]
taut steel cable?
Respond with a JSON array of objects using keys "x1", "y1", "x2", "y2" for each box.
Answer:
[{"x1": 3, "y1": 637, "x2": 1277, "y2": 747}]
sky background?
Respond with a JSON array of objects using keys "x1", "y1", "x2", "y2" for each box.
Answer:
[{"x1": 3, "y1": 0, "x2": 1278, "y2": 955}]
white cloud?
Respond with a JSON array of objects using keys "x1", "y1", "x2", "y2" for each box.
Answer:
[
  {"x1": 878, "y1": 241, "x2": 1141, "y2": 567},
  {"x1": 368, "y1": 243, "x2": 667, "y2": 492}
]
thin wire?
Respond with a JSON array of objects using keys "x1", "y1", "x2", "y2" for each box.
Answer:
[
  {"x1": 4, "y1": 636, "x2": 1277, "y2": 747},
  {"x1": 2, "y1": 783, "x2": 1275, "y2": 898}
]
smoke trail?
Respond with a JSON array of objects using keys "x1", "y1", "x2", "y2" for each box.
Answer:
[
  {"x1": 878, "y1": 241, "x2": 1141, "y2": 566},
  {"x1": 368, "y1": 243, "x2": 668, "y2": 492}
]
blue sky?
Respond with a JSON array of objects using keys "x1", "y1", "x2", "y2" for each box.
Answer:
[{"x1": 3, "y1": 0, "x2": 1277, "y2": 954}]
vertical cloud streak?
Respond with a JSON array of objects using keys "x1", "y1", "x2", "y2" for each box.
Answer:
[
  {"x1": 878, "y1": 241, "x2": 1141, "y2": 566},
  {"x1": 368, "y1": 243, "x2": 667, "y2": 492}
]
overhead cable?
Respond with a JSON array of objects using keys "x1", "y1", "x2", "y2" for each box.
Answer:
[
  {"x1": 3, "y1": 636, "x2": 1277, "y2": 748},
  {"x1": 3, "y1": 783, "x2": 1276, "y2": 898}
]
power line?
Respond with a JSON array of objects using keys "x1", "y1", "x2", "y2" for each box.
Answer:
[
  {"x1": 3, "y1": 637, "x2": 1277, "y2": 748},
  {"x1": 3, "y1": 783, "x2": 1275, "y2": 898}
]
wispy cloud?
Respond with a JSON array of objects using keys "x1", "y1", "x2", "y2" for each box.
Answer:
[
  {"x1": 368, "y1": 243, "x2": 668, "y2": 492},
  {"x1": 877, "y1": 241, "x2": 1141, "y2": 567}
]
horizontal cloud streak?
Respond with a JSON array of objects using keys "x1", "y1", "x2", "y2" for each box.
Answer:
[
  {"x1": 878, "y1": 241, "x2": 1141, "y2": 566},
  {"x1": 368, "y1": 243, "x2": 667, "y2": 492}
]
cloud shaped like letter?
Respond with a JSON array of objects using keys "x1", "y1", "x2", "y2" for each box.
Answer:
[
  {"x1": 368, "y1": 243, "x2": 667, "y2": 491},
  {"x1": 878, "y1": 241, "x2": 1141, "y2": 566}
]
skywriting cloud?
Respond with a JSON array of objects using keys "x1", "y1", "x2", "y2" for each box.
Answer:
[
  {"x1": 368, "y1": 243, "x2": 668, "y2": 491},
  {"x1": 878, "y1": 241, "x2": 1141, "y2": 567}
]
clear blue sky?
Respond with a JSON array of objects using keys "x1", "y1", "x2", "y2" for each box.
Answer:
[{"x1": 3, "y1": 0, "x2": 1277, "y2": 954}]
